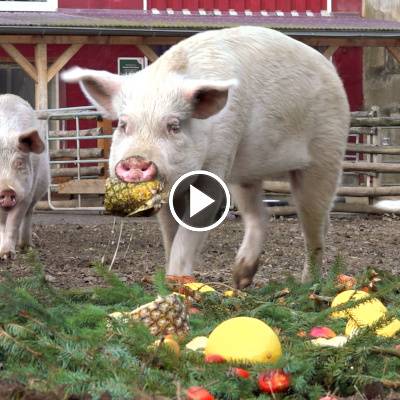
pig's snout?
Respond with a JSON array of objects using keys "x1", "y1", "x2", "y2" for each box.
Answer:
[
  {"x1": 115, "y1": 156, "x2": 158, "y2": 183},
  {"x1": 0, "y1": 189, "x2": 17, "y2": 210}
]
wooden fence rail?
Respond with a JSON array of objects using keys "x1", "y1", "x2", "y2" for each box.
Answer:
[
  {"x1": 263, "y1": 181, "x2": 400, "y2": 197},
  {"x1": 40, "y1": 107, "x2": 400, "y2": 214},
  {"x1": 51, "y1": 166, "x2": 104, "y2": 178},
  {"x1": 50, "y1": 148, "x2": 103, "y2": 159}
]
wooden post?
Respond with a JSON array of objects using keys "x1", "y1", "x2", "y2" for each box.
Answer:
[
  {"x1": 369, "y1": 107, "x2": 381, "y2": 204},
  {"x1": 0, "y1": 43, "x2": 37, "y2": 82},
  {"x1": 35, "y1": 43, "x2": 48, "y2": 111},
  {"x1": 97, "y1": 118, "x2": 113, "y2": 177},
  {"x1": 323, "y1": 46, "x2": 339, "y2": 59},
  {"x1": 137, "y1": 44, "x2": 159, "y2": 63},
  {"x1": 47, "y1": 44, "x2": 82, "y2": 82}
]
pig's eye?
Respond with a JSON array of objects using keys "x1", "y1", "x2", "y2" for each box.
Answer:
[
  {"x1": 167, "y1": 118, "x2": 181, "y2": 135},
  {"x1": 13, "y1": 158, "x2": 25, "y2": 169},
  {"x1": 118, "y1": 116, "x2": 128, "y2": 133}
]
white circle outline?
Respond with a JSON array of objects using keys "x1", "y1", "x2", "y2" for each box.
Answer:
[{"x1": 168, "y1": 170, "x2": 231, "y2": 232}]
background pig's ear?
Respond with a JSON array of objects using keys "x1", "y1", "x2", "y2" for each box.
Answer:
[
  {"x1": 184, "y1": 79, "x2": 238, "y2": 119},
  {"x1": 18, "y1": 130, "x2": 45, "y2": 154},
  {"x1": 61, "y1": 67, "x2": 122, "y2": 119}
]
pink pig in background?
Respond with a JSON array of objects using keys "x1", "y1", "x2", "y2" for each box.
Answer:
[{"x1": 0, "y1": 94, "x2": 49, "y2": 259}]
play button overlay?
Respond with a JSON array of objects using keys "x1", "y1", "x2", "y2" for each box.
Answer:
[
  {"x1": 169, "y1": 170, "x2": 231, "y2": 232},
  {"x1": 190, "y1": 185, "x2": 215, "y2": 217}
]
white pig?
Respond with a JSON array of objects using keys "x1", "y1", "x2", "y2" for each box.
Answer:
[
  {"x1": 0, "y1": 94, "x2": 49, "y2": 259},
  {"x1": 62, "y1": 26, "x2": 350, "y2": 287}
]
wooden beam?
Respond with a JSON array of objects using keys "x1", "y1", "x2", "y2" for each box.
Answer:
[
  {"x1": 343, "y1": 161, "x2": 400, "y2": 173},
  {"x1": 35, "y1": 43, "x2": 48, "y2": 111},
  {"x1": 346, "y1": 143, "x2": 400, "y2": 155},
  {"x1": 0, "y1": 43, "x2": 37, "y2": 82},
  {"x1": 51, "y1": 166, "x2": 103, "y2": 177},
  {"x1": 0, "y1": 35, "x2": 183, "y2": 46},
  {"x1": 47, "y1": 44, "x2": 82, "y2": 82},
  {"x1": 266, "y1": 203, "x2": 393, "y2": 216},
  {"x1": 386, "y1": 46, "x2": 400, "y2": 64},
  {"x1": 263, "y1": 180, "x2": 400, "y2": 197},
  {"x1": 301, "y1": 37, "x2": 400, "y2": 48},
  {"x1": 323, "y1": 46, "x2": 339, "y2": 59},
  {"x1": 57, "y1": 179, "x2": 106, "y2": 194},
  {"x1": 4, "y1": 34, "x2": 400, "y2": 47},
  {"x1": 137, "y1": 44, "x2": 159, "y2": 62}
]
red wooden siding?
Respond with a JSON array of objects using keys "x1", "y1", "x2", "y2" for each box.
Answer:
[
  {"x1": 147, "y1": 0, "x2": 327, "y2": 10},
  {"x1": 58, "y1": 0, "x2": 142, "y2": 8},
  {"x1": 332, "y1": 0, "x2": 363, "y2": 111},
  {"x1": 333, "y1": 0, "x2": 361, "y2": 13},
  {"x1": 59, "y1": 0, "x2": 327, "y2": 10}
]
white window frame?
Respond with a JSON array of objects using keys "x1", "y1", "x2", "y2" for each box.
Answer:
[{"x1": 0, "y1": 0, "x2": 58, "y2": 12}]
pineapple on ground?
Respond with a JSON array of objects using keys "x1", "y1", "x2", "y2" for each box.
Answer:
[
  {"x1": 104, "y1": 178, "x2": 166, "y2": 217},
  {"x1": 109, "y1": 294, "x2": 189, "y2": 337}
]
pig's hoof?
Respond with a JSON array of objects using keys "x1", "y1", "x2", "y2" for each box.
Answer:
[
  {"x1": 19, "y1": 244, "x2": 33, "y2": 253},
  {"x1": 0, "y1": 250, "x2": 16, "y2": 260},
  {"x1": 232, "y1": 257, "x2": 259, "y2": 289}
]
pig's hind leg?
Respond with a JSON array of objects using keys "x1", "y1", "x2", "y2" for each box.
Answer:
[
  {"x1": 231, "y1": 181, "x2": 266, "y2": 289},
  {"x1": 289, "y1": 159, "x2": 340, "y2": 282}
]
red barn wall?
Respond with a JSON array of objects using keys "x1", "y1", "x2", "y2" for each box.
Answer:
[
  {"x1": 0, "y1": 0, "x2": 361, "y2": 112},
  {"x1": 333, "y1": 0, "x2": 363, "y2": 111},
  {"x1": 59, "y1": 0, "x2": 327, "y2": 10}
]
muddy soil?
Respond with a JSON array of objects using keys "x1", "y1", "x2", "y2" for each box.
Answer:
[{"x1": 1, "y1": 212, "x2": 399, "y2": 289}]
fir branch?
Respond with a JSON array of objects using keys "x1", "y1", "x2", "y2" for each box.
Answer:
[
  {"x1": 0, "y1": 326, "x2": 42, "y2": 358},
  {"x1": 370, "y1": 346, "x2": 400, "y2": 359},
  {"x1": 380, "y1": 379, "x2": 400, "y2": 389}
]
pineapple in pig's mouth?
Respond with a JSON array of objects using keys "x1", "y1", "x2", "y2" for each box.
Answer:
[{"x1": 104, "y1": 178, "x2": 168, "y2": 217}]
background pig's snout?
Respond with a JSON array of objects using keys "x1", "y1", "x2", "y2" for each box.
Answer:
[
  {"x1": 0, "y1": 189, "x2": 17, "y2": 210},
  {"x1": 115, "y1": 156, "x2": 158, "y2": 183}
]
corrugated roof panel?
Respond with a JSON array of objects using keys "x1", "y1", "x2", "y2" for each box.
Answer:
[{"x1": 0, "y1": 9, "x2": 400, "y2": 35}]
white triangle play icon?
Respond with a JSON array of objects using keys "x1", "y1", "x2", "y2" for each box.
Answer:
[{"x1": 189, "y1": 184, "x2": 215, "y2": 218}]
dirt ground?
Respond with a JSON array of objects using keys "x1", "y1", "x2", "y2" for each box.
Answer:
[{"x1": 1, "y1": 211, "x2": 399, "y2": 289}]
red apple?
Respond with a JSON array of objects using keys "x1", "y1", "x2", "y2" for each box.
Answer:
[
  {"x1": 230, "y1": 367, "x2": 250, "y2": 379},
  {"x1": 258, "y1": 369, "x2": 291, "y2": 393},
  {"x1": 186, "y1": 386, "x2": 214, "y2": 400},
  {"x1": 309, "y1": 326, "x2": 336, "y2": 339},
  {"x1": 204, "y1": 354, "x2": 226, "y2": 363}
]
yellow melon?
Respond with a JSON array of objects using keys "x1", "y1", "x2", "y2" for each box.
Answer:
[{"x1": 205, "y1": 317, "x2": 282, "y2": 364}]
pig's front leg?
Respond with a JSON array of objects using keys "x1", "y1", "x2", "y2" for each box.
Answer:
[
  {"x1": 166, "y1": 175, "x2": 224, "y2": 277},
  {"x1": 0, "y1": 211, "x2": 6, "y2": 248},
  {"x1": 167, "y1": 228, "x2": 209, "y2": 276},
  {"x1": 18, "y1": 205, "x2": 34, "y2": 250},
  {"x1": 157, "y1": 203, "x2": 179, "y2": 263},
  {"x1": 0, "y1": 202, "x2": 29, "y2": 260}
]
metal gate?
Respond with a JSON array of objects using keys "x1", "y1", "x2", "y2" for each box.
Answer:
[{"x1": 38, "y1": 106, "x2": 113, "y2": 211}]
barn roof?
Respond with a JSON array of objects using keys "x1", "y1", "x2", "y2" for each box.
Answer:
[{"x1": 1, "y1": 8, "x2": 400, "y2": 37}]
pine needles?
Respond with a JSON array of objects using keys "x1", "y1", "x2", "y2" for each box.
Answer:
[{"x1": 0, "y1": 252, "x2": 399, "y2": 399}]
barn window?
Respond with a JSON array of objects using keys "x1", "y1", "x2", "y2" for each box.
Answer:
[
  {"x1": 0, "y1": 63, "x2": 59, "y2": 109},
  {"x1": 0, "y1": 0, "x2": 58, "y2": 12}
]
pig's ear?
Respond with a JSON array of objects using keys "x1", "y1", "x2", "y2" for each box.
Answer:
[
  {"x1": 18, "y1": 129, "x2": 45, "y2": 154},
  {"x1": 184, "y1": 79, "x2": 238, "y2": 119},
  {"x1": 61, "y1": 67, "x2": 122, "y2": 119}
]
